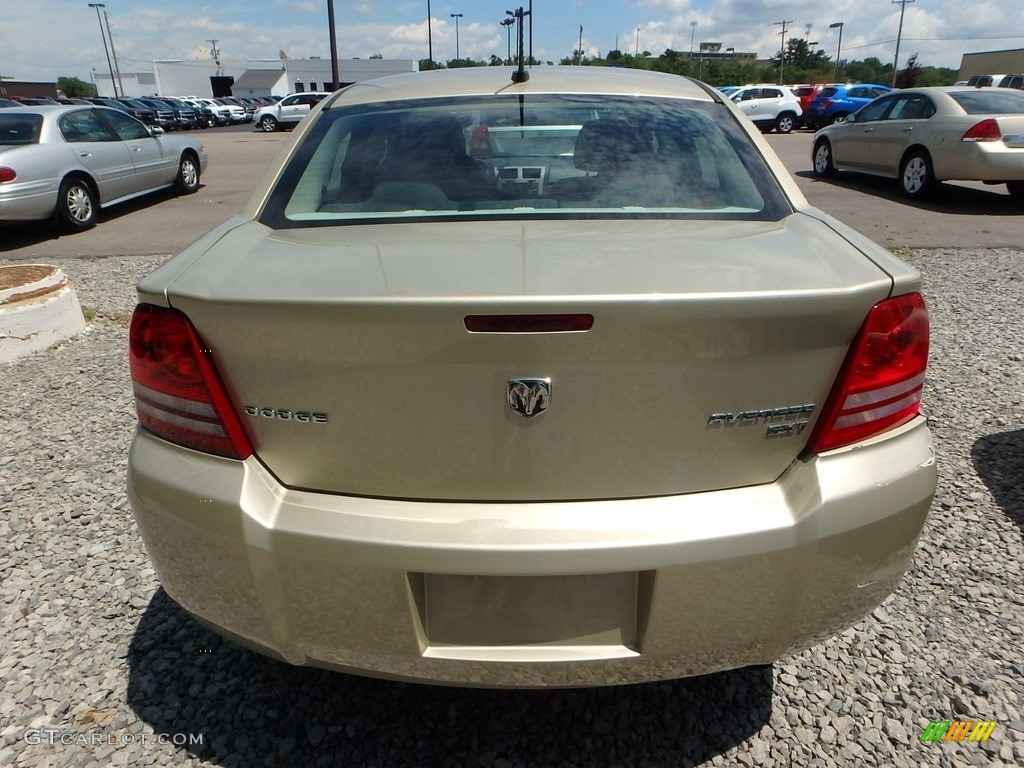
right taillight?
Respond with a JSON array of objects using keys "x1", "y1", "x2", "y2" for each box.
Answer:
[
  {"x1": 129, "y1": 304, "x2": 253, "y2": 460},
  {"x1": 808, "y1": 293, "x2": 930, "y2": 453},
  {"x1": 0, "y1": 167, "x2": 16, "y2": 183}
]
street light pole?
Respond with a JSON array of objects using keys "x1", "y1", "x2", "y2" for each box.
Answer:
[
  {"x1": 501, "y1": 17, "x2": 514, "y2": 65},
  {"x1": 450, "y1": 13, "x2": 463, "y2": 62},
  {"x1": 88, "y1": 3, "x2": 116, "y2": 97},
  {"x1": 426, "y1": 0, "x2": 433, "y2": 69},
  {"x1": 689, "y1": 21, "x2": 697, "y2": 54},
  {"x1": 635, "y1": 26, "x2": 640, "y2": 58},
  {"x1": 829, "y1": 22, "x2": 844, "y2": 81},
  {"x1": 327, "y1": 0, "x2": 339, "y2": 89}
]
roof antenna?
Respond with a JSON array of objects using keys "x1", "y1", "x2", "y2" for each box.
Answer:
[{"x1": 507, "y1": 7, "x2": 530, "y2": 83}]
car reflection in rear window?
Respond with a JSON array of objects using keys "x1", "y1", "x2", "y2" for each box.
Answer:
[{"x1": 262, "y1": 95, "x2": 790, "y2": 226}]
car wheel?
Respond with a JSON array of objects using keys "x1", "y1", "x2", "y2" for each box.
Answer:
[
  {"x1": 900, "y1": 150, "x2": 935, "y2": 199},
  {"x1": 812, "y1": 139, "x2": 837, "y2": 178},
  {"x1": 775, "y1": 113, "x2": 796, "y2": 134},
  {"x1": 829, "y1": 112, "x2": 849, "y2": 125},
  {"x1": 1007, "y1": 181, "x2": 1024, "y2": 198},
  {"x1": 53, "y1": 176, "x2": 97, "y2": 231},
  {"x1": 174, "y1": 153, "x2": 201, "y2": 194},
  {"x1": 259, "y1": 115, "x2": 278, "y2": 132}
]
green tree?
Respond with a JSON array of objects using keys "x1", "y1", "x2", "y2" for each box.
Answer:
[
  {"x1": 844, "y1": 57, "x2": 892, "y2": 85},
  {"x1": 57, "y1": 75, "x2": 96, "y2": 97}
]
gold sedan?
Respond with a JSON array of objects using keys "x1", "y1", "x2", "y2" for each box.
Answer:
[
  {"x1": 812, "y1": 86, "x2": 1024, "y2": 199},
  {"x1": 127, "y1": 66, "x2": 935, "y2": 687}
]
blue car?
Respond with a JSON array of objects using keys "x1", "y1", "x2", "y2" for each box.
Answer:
[{"x1": 805, "y1": 84, "x2": 892, "y2": 130}]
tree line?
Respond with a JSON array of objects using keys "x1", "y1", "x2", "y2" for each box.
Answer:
[{"x1": 418, "y1": 38, "x2": 958, "y2": 87}]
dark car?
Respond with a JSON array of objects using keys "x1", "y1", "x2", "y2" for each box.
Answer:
[
  {"x1": 147, "y1": 98, "x2": 198, "y2": 130},
  {"x1": 804, "y1": 84, "x2": 892, "y2": 129},
  {"x1": 0, "y1": 98, "x2": 21, "y2": 108},
  {"x1": 135, "y1": 98, "x2": 180, "y2": 131},
  {"x1": 13, "y1": 97, "x2": 60, "y2": 106},
  {"x1": 114, "y1": 98, "x2": 158, "y2": 126}
]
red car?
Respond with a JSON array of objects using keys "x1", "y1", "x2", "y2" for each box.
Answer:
[{"x1": 791, "y1": 84, "x2": 824, "y2": 123}]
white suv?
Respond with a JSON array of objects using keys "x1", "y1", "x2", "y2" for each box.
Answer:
[
  {"x1": 198, "y1": 98, "x2": 246, "y2": 126},
  {"x1": 255, "y1": 92, "x2": 331, "y2": 132},
  {"x1": 728, "y1": 84, "x2": 803, "y2": 134}
]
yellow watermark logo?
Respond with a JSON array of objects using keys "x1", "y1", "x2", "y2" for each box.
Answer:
[{"x1": 920, "y1": 720, "x2": 997, "y2": 743}]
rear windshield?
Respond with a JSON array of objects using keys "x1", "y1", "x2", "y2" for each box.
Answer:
[
  {"x1": 260, "y1": 94, "x2": 790, "y2": 227},
  {"x1": 817, "y1": 87, "x2": 839, "y2": 99},
  {"x1": 950, "y1": 89, "x2": 1024, "y2": 114},
  {"x1": 0, "y1": 114, "x2": 43, "y2": 145}
]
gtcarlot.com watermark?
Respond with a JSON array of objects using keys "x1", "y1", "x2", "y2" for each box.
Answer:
[{"x1": 24, "y1": 728, "x2": 203, "y2": 748}]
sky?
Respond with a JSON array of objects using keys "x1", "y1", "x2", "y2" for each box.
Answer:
[{"x1": 2, "y1": 0, "x2": 1023, "y2": 86}]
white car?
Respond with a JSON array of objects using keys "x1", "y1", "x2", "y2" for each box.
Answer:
[
  {"x1": 196, "y1": 98, "x2": 246, "y2": 126},
  {"x1": 729, "y1": 84, "x2": 803, "y2": 134},
  {"x1": 255, "y1": 92, "x2": 330, "y2": 132}
]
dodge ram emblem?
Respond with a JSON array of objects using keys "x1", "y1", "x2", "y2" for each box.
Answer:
[{"x1": 508, "y1": 378, "x2": 551, "y2": 418}]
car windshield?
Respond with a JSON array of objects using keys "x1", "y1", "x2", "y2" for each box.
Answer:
[
  {"x1": 0, "y1": 114, "x2": 43, "y2": 145},
  {"x1": 949, "y1": 89, "x2": 1024, "y2": 114},
  {"x1": 262, "y1": 94, "x2": 788, "y2": 227}
]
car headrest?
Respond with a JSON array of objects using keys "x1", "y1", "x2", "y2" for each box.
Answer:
[
  {"x1": 400, "y1": 115, "x2": 468, "y2": 161},
  {"x1": 573, "y1": 120, "x2": 643, "y2": 172}
]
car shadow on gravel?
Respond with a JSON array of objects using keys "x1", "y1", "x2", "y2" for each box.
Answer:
[
  {"x1": 0, "y1": 187, "x2": 206, "y2": 254},
  {"x1": 127, "y1": 589, "x2": 772, "y2": 767},
  {"x1": 972, "y1": 429, "x2": 1024, "y2": 530},
  {"x1": 794, "y1": 170, "x2": 1023, "y2": 215}
]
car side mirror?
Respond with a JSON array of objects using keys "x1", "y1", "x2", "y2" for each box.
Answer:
[{"x1": 149, "y1": 125, "x2": 165, "y2": 136}]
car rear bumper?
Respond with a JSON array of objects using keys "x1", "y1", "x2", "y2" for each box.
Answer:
[
  {"x1": 127, "y1": 417, "x2": 935, "y2": 687},
  {"x1": 939, "y1": 142, "x2": 1024, "y2": 182},
  {"x1": 0, "y1": 181, "x2": 57, "y2": 221}
]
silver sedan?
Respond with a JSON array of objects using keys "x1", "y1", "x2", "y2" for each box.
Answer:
[
  {"x1": 0, "y1": 105, "x2": 206, "y2": 231},
  {"x1": 812, "y1": 86, "x2": 1024, "y2": 199}
]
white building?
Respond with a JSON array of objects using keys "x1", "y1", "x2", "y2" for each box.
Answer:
[{"x1": 93, "y1": 57, "x2": 417, "y2": 98}]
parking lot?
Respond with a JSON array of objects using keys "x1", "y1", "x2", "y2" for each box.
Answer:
[
  {"x1": 2, "y1": 127, "x2": 1023, "y2": 263},
  {"x1": 2, "y1": 123, "x2": 1023, "y2": 767}
]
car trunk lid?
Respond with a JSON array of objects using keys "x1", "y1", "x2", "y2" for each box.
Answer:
[{"x1": 159, "y1": 215, "x2": 895, "y2": 501}]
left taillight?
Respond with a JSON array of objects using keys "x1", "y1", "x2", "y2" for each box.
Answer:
[
  {"x1": 0, "y1": 167, "x2": 16, "y2": 183},
  {"x1": 808, "y1": 293, "x2": 930, "y2": 453},
  {"x1": 129, "y1": 303, "x2": 253, "y2": 460},
  {"x1": 961, "y1": 118, "x2": 1002, "y2": 142}
]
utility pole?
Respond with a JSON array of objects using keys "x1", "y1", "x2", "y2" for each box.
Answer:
[
  {"x1": 88, "y1": 3, "x2": 116, "y2": 98},
  {"x1": 635, "y1": 26, "x2": 640, "y2": 58},
  {"x1": 207, "y1": 38, "x2": 222, "y2": 73},
  {"x1": 774, "y1": 19, "x2": 794, "y2": 85},
  {"x1": 689, "y1": 21, "x2": 696, "y2": 54},
  {"x1": 578, "y1": 25, "x2": 583, "y2": 65},
  {"x1": 891, "y1": 0, "x2": 915, "y2": 87},
  {"x1": 103, "y1": 9, "x2": 125, "y2": 97}
]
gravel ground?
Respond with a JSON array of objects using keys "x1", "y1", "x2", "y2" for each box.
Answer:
[{"x1": 1, "y1": 248, "x2": 1023, "y2": 768}]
